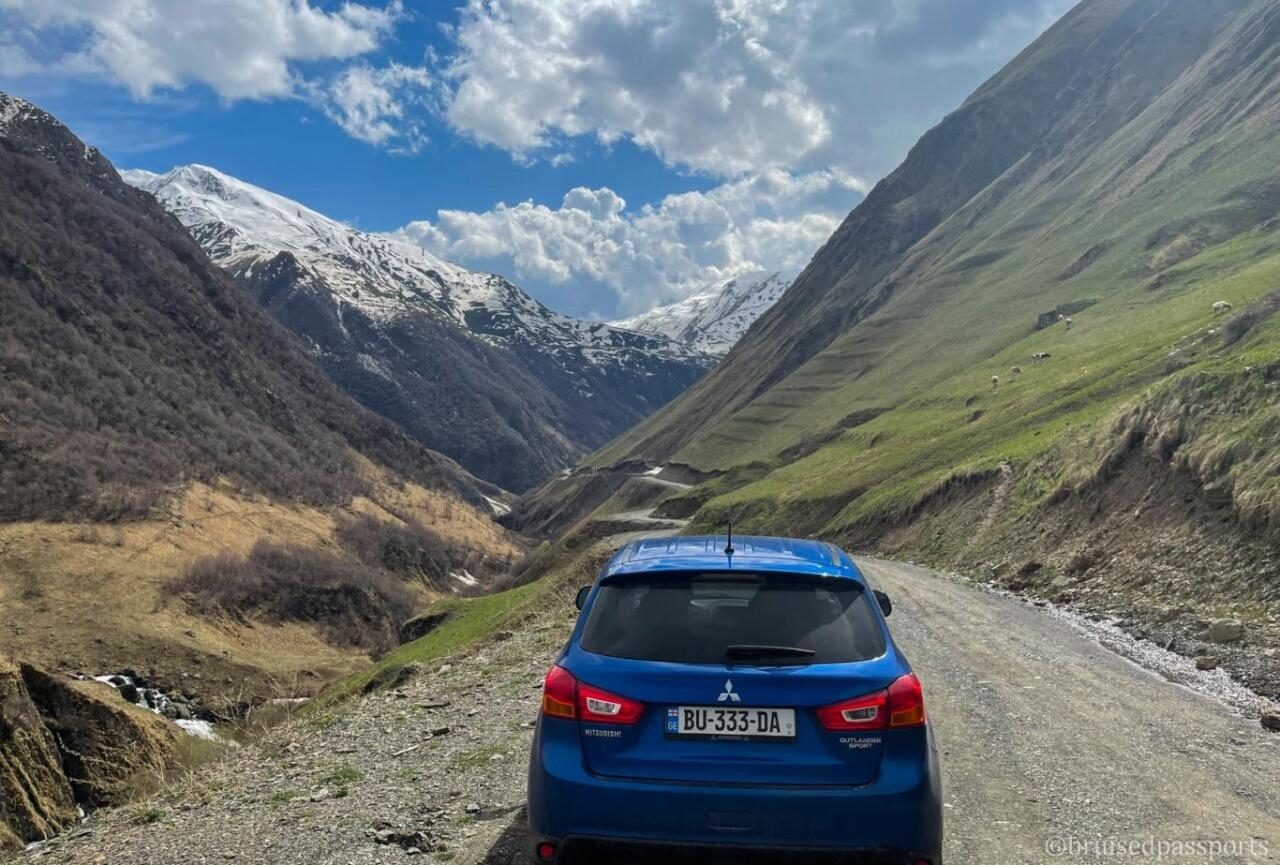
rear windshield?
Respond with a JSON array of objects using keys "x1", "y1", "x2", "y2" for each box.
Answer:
[{"x1": 579, "y1": 572, "x2": 885, "y2": 665}]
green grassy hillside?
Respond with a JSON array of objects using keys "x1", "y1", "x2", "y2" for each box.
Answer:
[{"x1": 575, "y1": 0, "x2": 1280, "y2": 553}]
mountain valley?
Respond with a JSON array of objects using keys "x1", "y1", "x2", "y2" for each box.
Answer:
[
  {"x1": 0, "y1": 92, "x2": 524, "y2": 711},
  {"x1": 4, "y1": 0, "x2": 1280, "y2": 857}
]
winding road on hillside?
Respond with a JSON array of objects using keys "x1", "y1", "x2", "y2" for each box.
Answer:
[{"x1": 21, "y1": 556, "x2": 1280, "y2": 865}]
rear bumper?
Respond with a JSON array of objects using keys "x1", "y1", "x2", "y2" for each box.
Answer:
[
  {"x1": 550, "y1": 836, "x2": 935, "y2": 865},
  {"x1": 528, "y1": 719, "x2": 943, "y2": 857}
]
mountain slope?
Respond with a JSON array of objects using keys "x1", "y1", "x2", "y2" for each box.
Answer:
[
  {"x1": 598, "y1": 0, "x2": 1266, "y2": 467},
  {"x1": 0, "y1": 95, "x2": 485, "y2": 519},
  {"x1": 541, "y1": 0, "x2": 1280, "y2": 662},
  {"x1": 124, "y1": 166, "x2": 712, "y2": 492},
  {"x1": 611, "y1": 270, "x2": 793, "y2": 356}
]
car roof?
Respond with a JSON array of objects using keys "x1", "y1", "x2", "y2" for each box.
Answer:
[{"x1": 600, "y1": 535, "x2": 863, "y2": 582}]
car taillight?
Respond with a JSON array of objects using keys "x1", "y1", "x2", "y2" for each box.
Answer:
[
  {"x1": 578, "y1": 682, "x2": 644, "y2": 725},
  {"x1": 887, "y1": 673, "x2": 926, "y2": 728},
  {"x1": 541, "y1": 665, "x2": 576, "y2": 719},
  {"x1": 816, "y1": 689, "x2": 888, "y2": 730},
  {"x1": 540, "y1": 665, "x2": 644, "y2": 725},
  {"x1": 816, "y1": 674, "x2": 927, "y2": 731}
]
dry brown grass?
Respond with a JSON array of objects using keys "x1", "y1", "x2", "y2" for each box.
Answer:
[{"x1": 0, "y1": 459, "x2": 523, "y2": 706}]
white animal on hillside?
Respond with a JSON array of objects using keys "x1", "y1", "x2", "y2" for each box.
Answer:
[
  {"x1": 1010, "y1": 366, "x2": 1023, "y2": 376},
  {"x1": 1212, "y1": 300, "x2": 1233, "y2": 314},
  {"x1": 1064, "y1": 317, "x2": 1073, "y2": 330},
  {"x1": 991, "y1": 375, "x2": 1000, "y2": 387},
  {"x1": 1032, "y1": 352, "x2": 1052, "y2": 361}
]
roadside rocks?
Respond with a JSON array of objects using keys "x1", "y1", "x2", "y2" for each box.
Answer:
[
  {"x1": 362, "y1": 661, "x2": 423, "y2": 695},
  {"x1": 1195, "y1": 656, "x2": 1221, "y2": 671},
  {"x1": 1198, "y1": 619, "x2": 1246, "y2": 644},
  {"x1": 367, "y1": 824, "x2": 436, "y2": 853},
  {"x1": 1262, "y1": 708, "x2": 1280, "y2": 732}
]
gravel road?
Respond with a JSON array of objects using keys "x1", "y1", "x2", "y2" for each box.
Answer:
[
  {"x1": 16, "y1": 557, "x2": 1280, "y2": 865},
  {"x1": 858, "y1": 558, "x2": 1280, "y2": 865}
]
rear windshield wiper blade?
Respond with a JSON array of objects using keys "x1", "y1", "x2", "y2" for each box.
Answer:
[{"x1": 726, "y1": 644, "x2": 816, "y2": 661}]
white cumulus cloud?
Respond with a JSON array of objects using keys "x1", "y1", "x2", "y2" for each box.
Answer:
[
  {"x1": 440, "y1": 0, "x2": 1073, "y2": 179},
  {"x1": 0, "y1": 0, "x2": 402, "y2": 100},
  {"x1": 442, "y1": 0, "x2": 832, "y2": 176},
  {"x1": 398, "y1": 168, "x2": 866, "y2": 318},
  {"x1": 319, "y1": 62, "x2": 432, "y2": 152}
]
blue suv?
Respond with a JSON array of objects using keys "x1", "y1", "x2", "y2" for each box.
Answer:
[{"x1": 527, "y1": 535, "x2": 943, "y2": 864}]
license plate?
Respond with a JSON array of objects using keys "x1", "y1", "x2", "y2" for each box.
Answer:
[{"x1": 666, "y1": 706, "x2": 796, "y2": 741}]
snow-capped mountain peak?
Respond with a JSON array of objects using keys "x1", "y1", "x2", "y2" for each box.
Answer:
[
  {"x1": 612, "y1": 270, "x2": 793, "y2": 356},
  {"x1": 125, "y1": 164, "x2": 705, "y2": 366}
]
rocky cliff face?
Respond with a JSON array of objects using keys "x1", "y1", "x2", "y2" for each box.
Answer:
[
  {"x1": 0, "y1": 658, "x2": 187, "y2": 848},
  {"x1": 0, "y1": 659, "x2": 78, "y2": 851},
  {"x1": 20, "y1": 666, "x2": 178, "y2": 810}
]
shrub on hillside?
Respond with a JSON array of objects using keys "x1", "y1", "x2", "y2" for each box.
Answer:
[
  {"x1": 335, "y1": 512, "x2": 508, "y2": 593},
  {"x1": 167, "y1": 542, "x2": 414, "y2": 653},
  {"x1": 334, "y1": 513, "x2": 457, "y2": 587}
]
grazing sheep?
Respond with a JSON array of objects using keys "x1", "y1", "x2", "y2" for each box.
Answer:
[
  {"x1": 1212, "y1": 300, "x2": 1233, "y2": 314},
  {"x1": 992, "y1": 375, "x2": 1000, "y2": 387},
  {"x1": 1064, "y1": 317, "x2": 1073, "y2": 330},
  {"x1": 1010, "y1": 366, "x2": 1023, "y2": 376},
  {"x1": 1032, "y1": 352, "x2": 1052, "y2": 361}
]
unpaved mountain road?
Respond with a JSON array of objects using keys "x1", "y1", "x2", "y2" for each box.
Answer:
[
  {"x1": 18, "y1": 558, "x2": 1280, "y2": 865},
  {"x1": 858, "y1": 558, "x2": 1280, "y2": 865}
]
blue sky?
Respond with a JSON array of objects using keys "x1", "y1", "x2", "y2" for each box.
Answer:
[{"x1": 0, "y1": 0, "x2": 1074, "y2": 319}]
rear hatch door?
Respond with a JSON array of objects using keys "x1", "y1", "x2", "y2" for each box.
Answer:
[{"x1": 568, "y1": 570, "x2": 897, "y2": 786}]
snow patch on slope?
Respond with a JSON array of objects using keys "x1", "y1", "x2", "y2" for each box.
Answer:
[{"x1": 0, "y1": 93, "x2": 36, "y2": 129}]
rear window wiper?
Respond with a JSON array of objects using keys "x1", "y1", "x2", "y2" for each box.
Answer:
[{"x1": 726, "y1": 644, "x2": 816, "y2": 662}]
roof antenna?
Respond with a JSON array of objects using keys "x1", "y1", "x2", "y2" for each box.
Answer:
[{"x1": 724, "y1": 520, "x2": 735, "y2": 556}]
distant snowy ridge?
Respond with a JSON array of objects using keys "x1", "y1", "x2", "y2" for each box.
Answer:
[
  {"x1": 123, "y1": 164, "x2": 714, "y2": 491},
  {"x1": 123, "y1": 165, "x2": 706, "y2": 369},
  {"x1": 612, "y1": 270, "x2": 793, "y2": 356}
]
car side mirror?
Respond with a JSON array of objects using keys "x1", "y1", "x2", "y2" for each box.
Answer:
[
  {"x1": 873, "y1": 589, "x2": 892, "y2": 617},
  {"x1": 575, "y1": 585, "x2": 591, "y2": 611}
]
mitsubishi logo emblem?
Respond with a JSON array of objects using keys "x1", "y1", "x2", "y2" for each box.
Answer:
[{"x1": 718, "y1": 679, "x2": 741, "y2": 702}]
